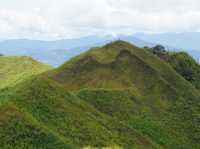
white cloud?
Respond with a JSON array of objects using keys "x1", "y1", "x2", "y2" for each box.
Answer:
[{"x1": 0, "y1": 0, "x2": 200, "y2": 39}]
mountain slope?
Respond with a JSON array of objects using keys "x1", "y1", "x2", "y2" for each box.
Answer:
[
  {"x1": 0, "y1": 56, "x2": 51, "y2": 89},
  {"x1": 9, "y1": 75, "x2": 158, "y2": 149},
  {"x1": 48, "y1": 41, "x2": 199, "y2": 148},
  {"x1": 0, "y1": 102, "x2": 75, "y2": 149},
  {"x1": 152, "y1": 51, "x2": 200, "y2": 89},
  {"x1": 0, "y1": 41, "x2": 199, "y2": 149}
]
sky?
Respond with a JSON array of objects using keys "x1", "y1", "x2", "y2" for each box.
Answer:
[{"x1": 0, "y1": 0, "x2": 200, "y2": 40}]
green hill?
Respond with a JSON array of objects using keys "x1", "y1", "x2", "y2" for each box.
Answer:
[
  {"x1": 152, "y1": 51, "x2": 200, "y2": 89},
  {"x1": 0, "y1": 41, "x2": 199, "y2": 149},
  {"x1": 0, "y1": 102, "x2": 74, "y2": 149},
  {"x1": 0, "y1": 56, "x2": 51, "y2": 89}
]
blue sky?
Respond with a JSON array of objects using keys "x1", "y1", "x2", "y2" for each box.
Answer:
[{"x1": 0, "y1": 0, "x2": 200, "y2": 40}]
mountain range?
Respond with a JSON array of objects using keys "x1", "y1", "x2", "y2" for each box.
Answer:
[
  {"x1": 1, "y1": 32, "x2": 200, "y2": 67},
  {"x1": 0, "y1": 35, "x2": 153, "y2": 66},
  {"x1": 135, "y1": 32, "x2": 200, "y2": 50},
  {"x1": 135, "y1": 32, "x2": 200, "y2": 61},
  {"x1": 0, "y1": 41, "x2": 199, "y2": 149}
]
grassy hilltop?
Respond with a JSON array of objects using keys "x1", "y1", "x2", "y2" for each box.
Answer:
[
  {"x1": 0, "y1": 56, "x2": 51, "y2": 89},
  {"x1": 0, "y1": 41, "x2": 199, "y2": 149}
]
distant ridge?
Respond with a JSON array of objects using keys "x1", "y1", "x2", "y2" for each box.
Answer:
[
  {"x1": 1, "y1": 34, "x2": 200, "y2": 67},
  {"x1": 0, "y1": 36, "x2": 153, "y2": 66}
]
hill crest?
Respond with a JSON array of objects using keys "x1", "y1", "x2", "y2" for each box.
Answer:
[{"x1": 0, "y1": 56, "x2": 51, "y2": 89}]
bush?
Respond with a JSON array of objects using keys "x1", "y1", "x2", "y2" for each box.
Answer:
[{"x1": 152, "y1": 45, "x2": 166, "y2": 54}]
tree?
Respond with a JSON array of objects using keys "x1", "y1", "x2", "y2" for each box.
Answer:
[{"x1": 152, "y1": 45, "x2": 166, "y2": 54}]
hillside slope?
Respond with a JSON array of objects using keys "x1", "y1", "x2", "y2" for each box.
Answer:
[
  {"x1": 0, "y1": 102, "x2": 74, "y2": 149},
  {"x1": 0, "y1": 56, "x2": 51, "y2": 89},
  {"x1": 0, "y1": 41, "x2": 199, "y2": 149},
  {"x1": 48, "y1": 41, "x2": 200, "y2": 148},
  {"x1": 152, "y1": 51, "x2": 200, "y2": 89},
  {"x1": 12, "y1": 76, "x2": 159, "y2": 149}
]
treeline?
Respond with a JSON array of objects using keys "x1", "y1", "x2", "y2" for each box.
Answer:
[{"x1": 147, "y1": 45, "x2": 200, "y2": 89}]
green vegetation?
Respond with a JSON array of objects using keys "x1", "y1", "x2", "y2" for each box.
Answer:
[
  {"x1": 148, "y1": 45, "x2": 200, "y2": 89},
  {"x1": 83, "y1": 145, "x2": 122, "y2": 149},
  {"x1": 158, "y1": 51, "x2": 200, "y2": 89},
  {"x1": 9, "y1": 76, "x2": 158, "y2": 149},
  {"x1": 0, "y1": 56, "x2": 51, "y2": 89},
  {"x1": 0, "y1": 41, "x2": 199, "y2": 149},
  {"x1": 0, "y1": 102, "x2": 74, "y2": 149}
]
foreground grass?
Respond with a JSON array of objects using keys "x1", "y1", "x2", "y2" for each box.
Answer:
[{"x1": 83, "y1": 145, "x2": 122, "y2": 149}]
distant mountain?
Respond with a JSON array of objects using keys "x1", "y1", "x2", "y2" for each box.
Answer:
[
  {"x1": 134, "y1": 32, "x2": 200, "y2": 60},
  {"x1": 0, "y1": 36, "x2": 112, "y2": 66},
  {"x1": 134, "y1": 32, "x2": 200, "y2": 50},
  {"x1": 0, "y1": 36, "x2": 152, "y2": 66},
  {"x1": 187, "y1": 50, "x2": 200, "y2": 62},
  {"x1": 1, "y1": 33, "x2": 200, "y2": 67}
]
